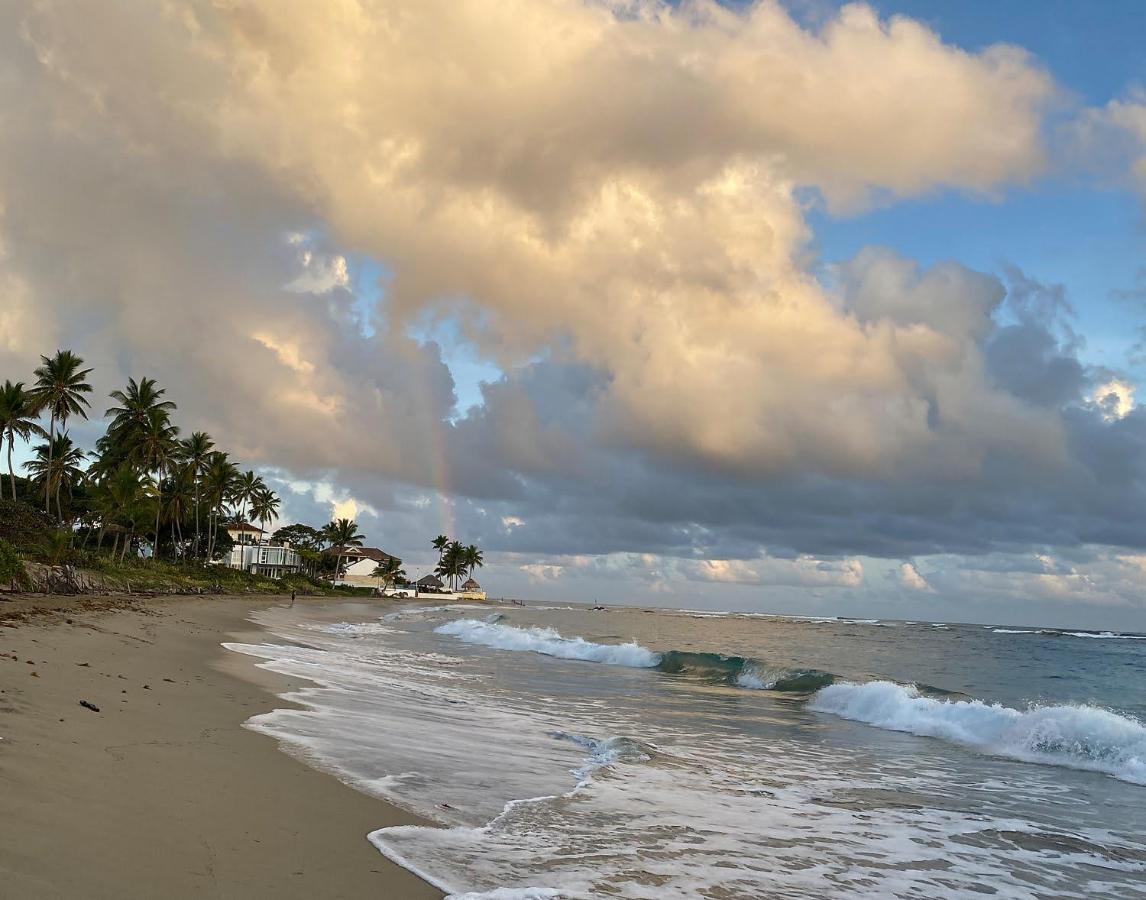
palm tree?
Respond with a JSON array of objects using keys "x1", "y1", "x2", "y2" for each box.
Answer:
[
  {"x1": 31, "y1": 350, "x2": 93, "y2": 515},
  {"x1": 463, "y1": 544, "x2": 484, "y2": 583},
  {"x1": 202, "y1": 452, "x2": 238, "y2": 561},
  {"x1": 233, "y1": 470, "x2": 263, "y2": 532},
  {"x1": 24, "y1": 432, "x2": 87, "y2": 521},
  {"x1": 371, "y1": 556, "x2": 407, "y2": 590},
  {"x1": 0, "y1": 381, "x2": 47, "y2": 500},
  {"x1": 162, "y1": 465, "x2": 196, "y2": 559},
  {"x1": 437, "y1": 540, "x2": 466, "y2": 590},
  {"x1": 100, "y1": 377, "x2": 178, "y2": 479},
  {"x1": 250, "y1": 487, "x2": 280, "y2": 542},
  {"x1": 179, "y1": 431, "x2": 214, "y2": 560},
  {"x1": 103, "y1": 464, "x2": 150, "y2": 561},
  {"x1": 130, "y1": 408, "x2": 180, "y2": 560},
  {"x1": 105, "y1": 377, "x2": 176, "y2": 441},
  {"x1": 432, "y1": 534, "x2": 449, "y2": 567},
  {"x1": 325, "y1": 518, "x2": 363, "y2": 583}
]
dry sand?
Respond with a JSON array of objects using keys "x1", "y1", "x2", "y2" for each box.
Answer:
[{"x1": 0, "y1": 594, "x2": 441, "y2": 899}]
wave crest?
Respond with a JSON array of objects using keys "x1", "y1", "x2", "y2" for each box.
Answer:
[
  {"x1": 809, "y1": 680, "x2": 1146, "y2": 785},
  {"x1": 434, "y1": 619, "x2": 660, "y2": 668}
]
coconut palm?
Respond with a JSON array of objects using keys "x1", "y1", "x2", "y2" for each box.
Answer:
[
  {"x1": 31, "y1": 351, "x2": 93, "y2": 515},
  {"x1": 432, "y1": 534, "x2": 449, "y2": 566},
  {"x1": 250, "y1": 487, "x2": 280, "y2": 542},
  {"x1": 24, "y1": 432, "x2": 87, "y2": 521},
  {"x1": 0, "y1": 381, "x2": 47, "y2": 500},
  {"x1": 102, "y1": 464, "x2": 151, "y2": 561},
  {"x1": 371, "y1": 556, "x2": 407, "y2": 590},
  {"x1": 463, "y1": 544, "x2": 484, "y2": 582},
  {"x1": 162, "y1": 465, "x2": 197, "y2": 559},
  {"x1": 232, "y1": 470, "x2": 263, "y2": 531},
  {"x1": 130, "y1": 408, "x2": 181, "y2": 559},
  {"x1": 106, "y1": 377, "x2": 176, "y2": 426},
  {"x1": 437, "y1": 540, "x2": 467, "y2": 590},
  {"x1": 325, "y1": 518, "x2": 363, "y2": 582},
  {"x1": 202, "y1": 452, "x2": 238, "y2": 560},
  {"x1": 178, "y1": 431, "x2": 214, "y2": 560}
]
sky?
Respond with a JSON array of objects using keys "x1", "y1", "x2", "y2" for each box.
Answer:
[{"x1": 2, "y1": 1, "x2": 1146, "y2": 630}]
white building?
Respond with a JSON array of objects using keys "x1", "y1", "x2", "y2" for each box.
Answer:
[
  {"x1": 330, "y1": 546, "x2": 402, "y2": 590},
  {"x1": 225, "y1": 542, "x2": 302, "y2": 579}
]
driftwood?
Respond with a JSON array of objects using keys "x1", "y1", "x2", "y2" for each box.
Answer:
[{"x1": 24, "y1": 564, "x2": 95, "y2": 595}]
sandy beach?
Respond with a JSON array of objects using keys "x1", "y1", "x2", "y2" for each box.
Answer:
[{"x1": 0, "y1": 594, "x2": 440, "y2": 899}]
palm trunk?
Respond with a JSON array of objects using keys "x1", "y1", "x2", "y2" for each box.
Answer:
[
  {"x1": 44, "y1": 415, "x2": 55, "y2": 513},
  {"x1": 152, "y1": 467, "x2": 164, "y2": 562},
  {"x1": 6, "y1": 431, "x2": 17, "y2": 500},
  {"x1": 193, "y1": 480, "x2": 201, "y2": 561}
]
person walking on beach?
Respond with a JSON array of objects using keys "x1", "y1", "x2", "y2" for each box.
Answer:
[{"x1": 290, "y1": 590, "x2": 296, "y2": 607}]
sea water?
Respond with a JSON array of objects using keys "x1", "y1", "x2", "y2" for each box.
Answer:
[{"x1": 225, "y1": 603, "x2": 1146, "y2": 898}]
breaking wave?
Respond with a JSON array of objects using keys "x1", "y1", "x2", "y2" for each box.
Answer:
[
  {"x1": 656, "y1": 650, "x2": 836, "y2": 692},
  {"x1": 808, "y1": 680, "x2": 1146, "y2": 785},
  {"x1": 434, "y1": 619, "x2": 661, "y2": 668},
  {"x1": 435, "y1": 620, "x2": 835, "y2": 692}
]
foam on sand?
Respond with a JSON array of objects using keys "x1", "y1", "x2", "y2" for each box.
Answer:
[{"x1": 809, "y1": 680, "x2": 1146, "y2": 785}]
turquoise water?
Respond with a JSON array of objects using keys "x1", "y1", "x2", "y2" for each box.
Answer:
[{"x1": 227, "y1": 602, "x2": 1146, "y2": 898}]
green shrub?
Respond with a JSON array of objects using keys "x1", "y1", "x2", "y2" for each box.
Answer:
[
  {"x1": 0, "y1": 538, "x2": 24, "y2": 588},
  {"x1": 0, "y1": 499, "x2": 56, "y2": 554}
]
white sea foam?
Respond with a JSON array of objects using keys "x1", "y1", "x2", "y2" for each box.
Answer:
[
  {"x1": 434, "y1": 619, "x2": 661, "y2": 668},
  {"x1": 1060, "y1": 631, "x2": 1146, "y2": 640},
  {"x1": 230, "y1": 605, "x2": 1146, "y2": 899},
  {"x1": 992, "y1": 628, "x2": 1037, "y2": 634},
  {"x1": 322, "y1": 621, "x2": 397, "y2": 636},
  {"x1": 808, "y1": 681, "x2": 1146, "y2": 785}
]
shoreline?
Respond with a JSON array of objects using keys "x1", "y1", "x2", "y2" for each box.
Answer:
[{"x1": 0, "y1": 593, "x2": 441, "y2": 898}]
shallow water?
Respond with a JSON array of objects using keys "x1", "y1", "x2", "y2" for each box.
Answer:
[{"x1": 226, "y1": 602, "x2": 1146, "y2": 899}]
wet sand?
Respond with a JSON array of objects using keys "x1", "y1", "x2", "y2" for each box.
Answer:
[{"x1": 0, "y1": 594, "x2": 440, "y2": 899}]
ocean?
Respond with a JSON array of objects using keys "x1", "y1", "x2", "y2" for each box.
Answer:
[{"x1": 224, "y1": 601, "x2": 1146, "y2": 899}]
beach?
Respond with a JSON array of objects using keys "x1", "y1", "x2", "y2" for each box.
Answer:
[{"x1": 0, "y1": 594, "x2": 439, "y2": 899}]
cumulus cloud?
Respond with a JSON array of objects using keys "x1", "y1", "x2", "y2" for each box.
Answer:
[
  {"x1": 897, "y1": 562, "x2": 933, "y2": 593},
  {"x1": 0, "y1": 0, "x2": 1059, "y2": 478},
  {"x1": 2, "y1": 1, "x2": 1144, "y2": 627},
  {"x1": 1069, "y1": 90, "x2": 1146, "y2": 193},
  {"x1": 692, "y1": 556, "x2": 864, "y2": 588}
]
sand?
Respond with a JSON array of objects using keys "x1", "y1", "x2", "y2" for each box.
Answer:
[{"x1": 0, "y1": 594, "x2": 441, "y2": 899}]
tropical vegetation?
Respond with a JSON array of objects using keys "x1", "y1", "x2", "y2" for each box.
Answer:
[{"x1": 2, "y1": 348, "x2": 489, "y2": 598}]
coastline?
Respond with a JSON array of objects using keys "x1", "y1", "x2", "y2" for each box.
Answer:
[{"x1": 0, "y1": 593, "x2": 440, "y2": 899}]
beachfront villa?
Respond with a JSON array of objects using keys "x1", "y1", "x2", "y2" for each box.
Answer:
[
  {"x1": 225, "y1": 541, "x2": 303, "y2": 579},
  {"x1": 220, "y1": 521, "x2": 302, "y2": 578},
  {"x1": 224, "y1": 522, "x2": 264, "y2": 544},
  {"x1": 330, "y1": 546, "x2": 402, "y2": 590}
]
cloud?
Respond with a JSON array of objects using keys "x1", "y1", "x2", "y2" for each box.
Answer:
[
  {"x1": 1091, "y1": 378, "x2": 1136, "y2": 421},
  {"x1": 521, "y1": 563, "x2": 564, "y2": 582},
  {"x1": 897, "y1": 562, "x2": 933, "y2": 593},
  {"x1": 2, "y1": 0, "x2": 1144, "y2": 628},
  {"x1": 1068, "y1": 90, "x2": 1146, "y2": 193},
  {"x1": 691, "y1": 556, "x2": 864, "y2": 588}
]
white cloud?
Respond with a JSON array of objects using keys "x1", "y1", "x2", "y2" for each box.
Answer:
[
  {"x1": 897, "y1": 562, "x2": 933, "y2": 593},
  {"x1": 521, "y1": 563, "x2": 564, "y2": 582},
  {"x1": 1090, "y1": 378, "x2": 1135, "y2": 421},
  {"x1": 691, "y1": 555, "x2": 863, "y2": 588}
]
